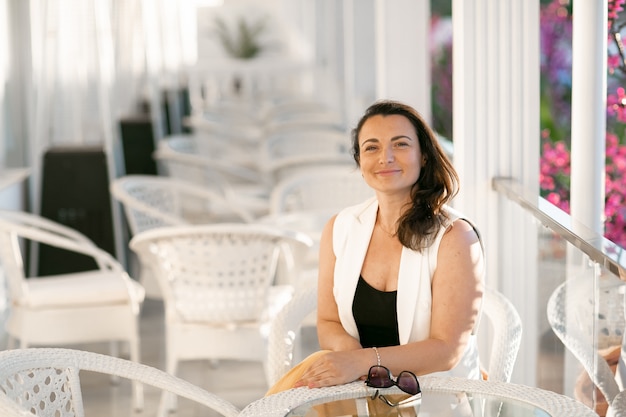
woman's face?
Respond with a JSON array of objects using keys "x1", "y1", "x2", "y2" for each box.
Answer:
[{"x1": 358, "y1": 114, "x2": 424, "y2": 196}]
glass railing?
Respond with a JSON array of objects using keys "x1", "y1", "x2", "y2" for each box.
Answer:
[{"x1": 493, "y1": 177, "x2": 626, "y2": 415}]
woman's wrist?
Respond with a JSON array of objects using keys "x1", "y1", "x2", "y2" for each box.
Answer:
[{"x1": 372, "y1": 346, "x2": 381, "y2": 366}]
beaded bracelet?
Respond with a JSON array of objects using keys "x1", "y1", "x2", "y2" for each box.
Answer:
[{"x1": 372, "y1": 346, "x2": 381, "y2": 366}]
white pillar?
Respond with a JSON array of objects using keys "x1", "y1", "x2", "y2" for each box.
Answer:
[
  {"x1": 374, "y1": 0, "x2": 431, "y2": 123},
  {"x1": 570, "y1": 1, "x2": 607, "y2": 234},
  {"x1": 452, "y1": 0, "x2": 540, "y2": 386}
]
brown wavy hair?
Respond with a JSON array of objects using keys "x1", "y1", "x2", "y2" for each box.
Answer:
[{"x1": 351, "y1": 100, "x2": 459, "y2": 250}]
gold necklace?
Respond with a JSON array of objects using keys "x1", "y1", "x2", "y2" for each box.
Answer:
[{"x1": 377, "y1": 222, "x2": 397, "y2": 237}]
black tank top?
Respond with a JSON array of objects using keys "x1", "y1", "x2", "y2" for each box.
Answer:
[{"x1": 352, "y1": 275, "x2": 400, "y2": 347}]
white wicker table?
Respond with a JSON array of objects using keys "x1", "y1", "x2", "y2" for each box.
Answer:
[{"x1": 239, "y1": 377, "x2": 597, "y2": 417}]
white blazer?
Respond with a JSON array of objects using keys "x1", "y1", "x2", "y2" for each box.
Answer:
[{"x1": 332, "y1": 197, "x2": 481, "y2": 379}]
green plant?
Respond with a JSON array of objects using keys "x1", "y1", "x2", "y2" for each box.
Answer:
[{"x1": 214, "y1": 15, "x2": 267, "y2": 59}]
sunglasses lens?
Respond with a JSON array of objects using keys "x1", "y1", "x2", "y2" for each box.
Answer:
[
  {"x1": 367, "y1": 366, "x2": 394, "y2": 388},
  {"x1": 396, "y1": 371, "x2": 420, "y2": 395}
]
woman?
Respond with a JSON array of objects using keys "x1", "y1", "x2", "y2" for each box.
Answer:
[{"x1": 269, "y1": 99, "x2": 484, "y2": 394}]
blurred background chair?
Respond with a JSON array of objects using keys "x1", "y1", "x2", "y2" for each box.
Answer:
[
  {"x1": 110, "y1": 174, "x2": 256, "y2": 298},
  {"x1": 269, "y1": 166, "x2": 372, "y2": 215},
  {"x1": 0, "y1": 347, "x2": 240, "y2": 417},
  {"x1": 153, "y1": 135, "x2": 270, "y2": 217},
  {"x1": 111, "y1": 174, "x2": 256, "y2": 229},
  {"x1": 0, "y1": 210, "x2": 146, "y2": 407},
  {"x1": 547, "y1": 275, "x2": 626, "y2": 415},
  {"x1": 262, "y1": 167, "x2": 374, "y2": 288},
  {"x1": 259, "y1": 129, "x2": 354, "y2": 184},
  {"x1": 129, "y1": 223, "x2": 312, "y2": 412}
]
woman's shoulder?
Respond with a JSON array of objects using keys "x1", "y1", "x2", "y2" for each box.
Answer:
[
  {"x1": 332, "y1": 197, "x2": 378, "y2": 249},
  {"x1": 336, "y1": 196, "x2": 378, "y2": 223},
  {"x1": 440, "y1": 207, "x2": 483, "y2": 253}
]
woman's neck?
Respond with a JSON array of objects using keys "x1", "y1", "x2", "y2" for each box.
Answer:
[{"x1": 376, "y1": 194, "x2": 411, "y2": 234}]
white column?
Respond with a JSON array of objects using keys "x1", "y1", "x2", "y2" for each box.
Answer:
[
  {"x1": 566, "y1": 0, "x2": 608, "y2": 398},
  {"x1": 452, "y1": 0, "x2": 540, "y2": 386},
  {"x1": 374, "y1": 0, "x2": 431, "y2": 123},
  {"x1": 570, "y1": 1, "x2": 607, "y2": 234}
]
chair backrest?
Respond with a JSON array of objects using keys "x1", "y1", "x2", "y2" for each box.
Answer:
[
  {"x1": 110, "y1": 175, "x2": 254, "y2": 235},
  {"x1": 0, "y1": 390, "x2": 36, "y2": 417},
  {"x1": 547, "y1": 276, "x2": 624, "y2": 405},
  {"x1": 0, "y1": 210, "x2": 123, "y2": 298},
  {"x1": 129, "y1": 223, "x2": 314, "y2": 324},
  {"x1": 479, "y1": 286, "x2": 523, "y2": 382},
  {"x1": 265, "y1": 285, "x2": 318, "y2": 387},
  {"x1": 0, "y1": 347, "x2": 240, "y2": 417},
  {"x1": 260, "y1": 130, "x2": 354, "y2": 183},
  {"x1": 269, "y1": 167, "x2": 374, "y2": 215},
  {"x1": 262, "y1": 129, "x2": 350, "y2": 160},
  {"x1": 153, "y1": 135, "x2": 264, "y2": 191}
]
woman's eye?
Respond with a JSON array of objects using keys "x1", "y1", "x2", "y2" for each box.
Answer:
[{"x1": 364, "y1": 145, "x2": 377, "y2": 152}]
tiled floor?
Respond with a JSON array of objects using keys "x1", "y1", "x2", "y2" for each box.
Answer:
[{"x1": 59, "y1": 298, "x2": 319, "y2": 417}]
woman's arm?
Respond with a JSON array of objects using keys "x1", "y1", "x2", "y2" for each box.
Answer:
[
  {"x1": 316, "y1": 214, "x2": 362, "y2": 352},
  {"x1": 373, "y1": 218, "x2": 484, "y2": 377},
  {"x1": 293, "y1": 216, "x2": 377, "y2": 389}
]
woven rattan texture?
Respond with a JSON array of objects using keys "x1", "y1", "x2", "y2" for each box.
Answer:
[{"x1": 0, "y1": 348, "x2": 240, "y2": 417}]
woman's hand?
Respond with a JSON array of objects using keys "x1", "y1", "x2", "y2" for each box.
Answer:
[{"x1": 293, "y1": 350, "x2": 371, "y2": 389}]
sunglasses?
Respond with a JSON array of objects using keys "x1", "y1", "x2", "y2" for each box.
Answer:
[{"x1": 365, "y1": 365, "x2": 422, "y2": 407}]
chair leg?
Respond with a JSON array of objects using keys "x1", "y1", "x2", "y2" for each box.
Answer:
[
  {"x1": 163, "y1": 355, "x2": 179, "y2": 413},
  {"x1": 108, "y1": 341, "x2": 121, "y2": 385},
  {"x1": 129, "y1": 327, "x2": 144, "y2": 411},
  {"x1": 6, "y1": 335, "x2": 17, "y2": 349}
]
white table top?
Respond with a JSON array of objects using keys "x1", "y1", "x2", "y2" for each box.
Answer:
[{"x1": 239, "y1": 378, "x2": 596, "y2": 417}]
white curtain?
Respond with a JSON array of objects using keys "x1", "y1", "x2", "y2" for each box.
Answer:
[
  {"x1": 0, "y1": 0, "x2": 10, "y2": 169},
  {"x1": 25, "y1": 0, "x2": 197, "y2": 196},
  {"x1": 23, "y1": 0, "x2": 198, "y2": 264},
  {"x1": 28, "y1": 0, "x2": 197, "y2": 148}
]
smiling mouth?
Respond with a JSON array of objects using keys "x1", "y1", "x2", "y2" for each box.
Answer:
[{"x1": 376, "y1": 169, "x2": 400, "y2": 175}]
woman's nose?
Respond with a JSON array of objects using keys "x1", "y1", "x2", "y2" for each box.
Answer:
[{"x1": 380, "y1": 147, "x2": 394, "y2": 164}]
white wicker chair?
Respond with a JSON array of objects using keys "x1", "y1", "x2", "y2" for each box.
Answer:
[
  {"x1": 0, "y1": 390, "x2": 35, "y2": 417},
  {"x1": 479, "y1": 286, "x2": 523, "y2": 382},
  {"x1": 0, "y1": 347, "x2": 240, "y2": 417},
  {"x1": 265, "y1": 285, "x2": 318, "y2": 387},
  {"x1": 110, "y1": 174, "x2": 257, "y2": 298},
  {"x1": 264, "y1": 167, "x2": 373, "y2": 288},
  {"x1": 260, "y1": 129, "x2": 354, "y2": 185},
  {"x1": 153, "y1": 135, "x2": 270, "y2": 216},
  {"x1": 129, "y1": 223, "x2": 313, "y2": 413},
  {"x1": 110, "y1": 174, "x2": 256, "y2": 229},
  {"x1": 547, "y1": 275, "x2": 625, "y2": 411},
  {"x1": 264, "y1": 286, "x2": 522, "y2": 387},
  {"x1": 269, "y1": 167, "x2": 373, "y2": 215},
  {"x1": 264, "y1": 107, "x2": 345, "y2": 137},
  {"x1": 0, "y1": 210, "x2": 146, "y2": 408}
]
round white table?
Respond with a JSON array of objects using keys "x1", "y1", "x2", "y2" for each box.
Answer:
[{"x1": 239, "y1": 378, "x2": 596, "y2": 417}]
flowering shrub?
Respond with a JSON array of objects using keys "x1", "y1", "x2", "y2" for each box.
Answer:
[
  {"x1": 430, "y1": 1, "x2": 626, "y2": 247},
  {"x1": 430, "y1": 15, "x2": 454, "y2": 141},
  {"x1": 540, "y1": 0, "x2": 626, "y2": 248}
]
